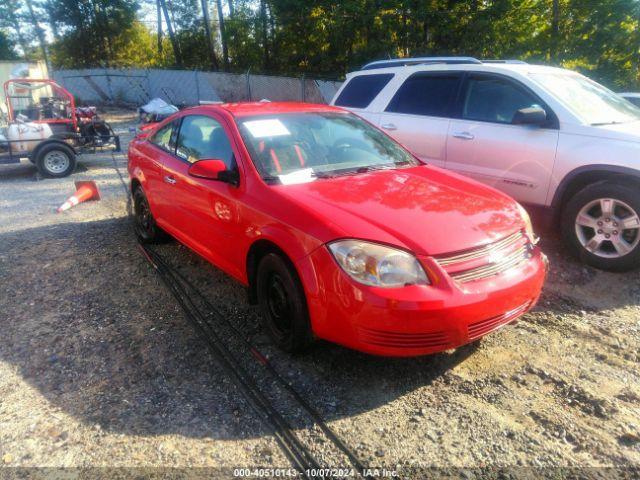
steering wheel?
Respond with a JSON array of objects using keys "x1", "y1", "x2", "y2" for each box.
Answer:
[{"x1": 293, "y1": 139, "x2": 330, "y2": 167}]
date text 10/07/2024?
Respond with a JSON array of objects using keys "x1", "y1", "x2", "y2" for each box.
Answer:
[{"x1": 233, "y1": 468, "x2": 400, "y2": 477}]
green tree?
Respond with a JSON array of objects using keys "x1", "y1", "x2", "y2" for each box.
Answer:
[
  {"x1": 4, "y1": 0, "x2": 637, "y2": 91},
  {"x1": 0, "y1": 0, "x2": 29, "y2": 56},
  {"x1": 48, "y1": 0, "x2": 139, "y2": 67},
  {"x1": 0, "y1": 30, "x2": 19, "y2": 60}
]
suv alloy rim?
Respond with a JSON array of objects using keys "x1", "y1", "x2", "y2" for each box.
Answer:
[
  {"x1": 43, "y1": 150, "x2": 70, "y2": 174},
  {"x1": 575, "y1": 198, "x2": 640, "y2": 258}
]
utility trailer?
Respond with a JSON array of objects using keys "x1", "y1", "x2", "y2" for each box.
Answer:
[{"x1": 0, "y1": 78, "x2": 120, "y2": 177}]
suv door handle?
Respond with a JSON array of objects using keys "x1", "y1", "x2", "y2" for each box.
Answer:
[
  {"x1": 164, "y1": 175, "x2": 177, "y2": 185},
  {"x1": 381, "y1": 123, "x2": 397, "y2": 131},
  {"x1": 452, "y1": 131, "x2": 474, "y2": 140}
]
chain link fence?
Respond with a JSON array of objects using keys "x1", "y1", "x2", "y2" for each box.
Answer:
[{"x1": 52, "y1": 68, "x2": 343, "y2": 107}]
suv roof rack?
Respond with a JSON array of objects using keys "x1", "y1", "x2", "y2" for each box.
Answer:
[
  {"x1": 361, "y1": 56, "x2": 482, "y2": 70},
  {"x1": 482, "y1": 59, "x2": 528, "y2": 64}
]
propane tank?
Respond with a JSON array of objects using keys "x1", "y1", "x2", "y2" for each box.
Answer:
[{"x1": 7, "y1": 122, "x2": 53, "y2": 154}]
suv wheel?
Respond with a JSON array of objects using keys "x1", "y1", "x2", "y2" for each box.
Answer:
[{"x1": 561, "y1": 182, "x2": 640, "y2": 271}]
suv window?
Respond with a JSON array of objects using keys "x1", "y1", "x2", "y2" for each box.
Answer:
[
  {"x1": 175, "y1": 115, "x2": 235, "y2": 167},
  {"x1": 386, "y1": 73, "x2": 460, "y2": 117},
  {"x1": 150, "y1": 120, "x2": 179, "y2": 152},
  {"x1": 627, "y1": 97, "x2": 640, "y2": 108},
  {"x1": 463, "y1": 75, "x2": 542, "y2": 124},
  {"x1": 334, "y1": 74, "x2": 394, "y2": 108}
]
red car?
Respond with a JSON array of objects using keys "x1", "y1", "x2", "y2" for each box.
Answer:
[{"x1": 128, "y1": 102, "x2": 547, "y2": 357}]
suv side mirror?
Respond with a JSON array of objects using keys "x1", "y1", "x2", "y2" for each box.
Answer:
[
  {"x1": 188, "y1": 159, "x2": 239, "y2": 185},
  {"x1": 512, "y1": 106, "x2": 547, "y2": 126}
]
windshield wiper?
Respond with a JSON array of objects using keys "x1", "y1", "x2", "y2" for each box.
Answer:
[
  {"x1": 272, "y1": 162, "x2": 413, "y2": 182},
  {"x1": 262, "y1": 175, "x2": 281, "y2": 184},
  {"x1": 313, "y1": 171, "x2": 339, "y2": 179},
  {"x1": 314, "y1": 164, "x2": 407, "y2": 179},
  {"x1": 368, "y1": 162, "x2": 412, "y2": 171},
  {"x1": 313, "y1": 167, "x2": 371, "y2": 178}
]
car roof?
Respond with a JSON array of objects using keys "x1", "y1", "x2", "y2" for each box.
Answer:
[
  {"x1": 619, "y1": 92, "x2": 640, "y2": 98},
  {"x1": 211, "y1": 101, "x2": 346, "y2": 118}
]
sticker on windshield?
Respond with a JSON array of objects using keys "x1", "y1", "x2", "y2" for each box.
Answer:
[
  {"x1": 278, "y1": 168, "x2": 316, "y2": 185},
  {"x1": 243, "y1": 119, "x2": 291, "y2": 138}
]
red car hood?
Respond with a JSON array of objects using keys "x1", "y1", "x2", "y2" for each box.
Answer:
[{"x1": 276, "y1": 165, "x2": 524, "y2": 256}]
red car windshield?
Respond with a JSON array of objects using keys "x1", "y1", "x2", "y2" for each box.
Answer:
[{"x1": 236, "y1": 112, "x2": 419, "y2": 184}]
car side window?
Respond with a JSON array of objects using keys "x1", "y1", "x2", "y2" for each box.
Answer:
[
  {"x1": 463, "y1": 75, "x2": 542, "y2": 124},
  {"x1": 150, "y1": 120, "x2": 178, "y2": 152},
  {"x1": 385, "y1": 73, "x2": 460, "y2": 117},
  {"x1": 175, "y1": 115, "x2": 235, "y2": 168}
]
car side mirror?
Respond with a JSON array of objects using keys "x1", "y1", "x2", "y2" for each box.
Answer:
[
  {"x1": 188, "y1": 159, "x2": 239, "y2": 185},
  {"x1": 512, "y1": 107, "x2": 547, "y2": 126}
]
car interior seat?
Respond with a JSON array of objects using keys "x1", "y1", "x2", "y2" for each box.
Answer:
[
  {"x1": 207, "y1": 127, "x2": 234, "y2": 166},
  {"x1": 257, "y1": 137, "x2": 308, "y2": 175},
  {"x1": 178, "y1": 122, "x2": 206, "y2": 161}
]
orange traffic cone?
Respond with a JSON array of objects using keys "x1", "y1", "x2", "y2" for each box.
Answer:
[{"x1": 57, "y1": 181, "x2": 101, "y2": 212}]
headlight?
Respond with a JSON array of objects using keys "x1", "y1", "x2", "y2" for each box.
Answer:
[
  {"x1": 516, "y1": 203, "x2": 538, "y2": 244},
  {"x1": 328, "y1": 240, "x2": 429, "y2": 287}
]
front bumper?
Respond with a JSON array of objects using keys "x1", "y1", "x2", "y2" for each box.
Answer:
[{"x1": 297, "y1": 245, "x2": 547, "y2": 357}]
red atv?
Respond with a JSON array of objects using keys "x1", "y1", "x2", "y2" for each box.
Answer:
[{"x1": 0, "y1": 78, "x2": 120, "y2": 177}]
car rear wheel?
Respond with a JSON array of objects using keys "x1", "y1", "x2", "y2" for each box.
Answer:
[
  {"x1": 256, "y1": 253, "x2": 314, "y2": 353},
  {"x1": 561, "y1": 181, "x2": 640, "y2": 271},
  {"x1": 133, "y1": 186, "x2": 170, "y2": 244},
  {"x1": 35, "y1": 143, "x2": 76, "y2": 178}
]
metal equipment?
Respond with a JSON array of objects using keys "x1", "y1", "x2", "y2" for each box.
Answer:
[{"x1": 0, "y1": 78, "x2": 120, "y2": 177}]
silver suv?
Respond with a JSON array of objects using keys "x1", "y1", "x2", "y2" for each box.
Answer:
[{"x1": 331, "y1": 57, "x2": 640, "y2": 271}]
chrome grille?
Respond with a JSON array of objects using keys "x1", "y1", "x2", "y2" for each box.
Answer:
[
  {"x1": 468, "y1": 300, "x2": 531, "y2": 340},
  {"x1": 357, "y1": 327, "x2": 450, "y2": 349},
  {"x1": 436, "y1": 231, "x2": 523, "y2": 266},
  {"x1": 435, "y1": 231, "x2": 532, "y2": 283}
]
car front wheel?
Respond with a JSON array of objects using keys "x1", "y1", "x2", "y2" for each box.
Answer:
[
  {"x1": 256, "y1": 253, "x2": 314, "y2": 353},
  {"x1": 561, "y1": 181, "x2": 640, "y2": 271},
  {"x1": 132, "y1": 186, "x2": 170, "y2": 244}
]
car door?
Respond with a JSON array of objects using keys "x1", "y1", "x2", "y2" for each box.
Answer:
[
  {"x1": 375, "y1": 72, "x2": 462, "y2": 168},
  {"x1": 159, "y1": 114, "x2": 245, "y2": 278},
  {"x1": 446, "y1": 72, "x2": 559, "y2": 206},
  {"x1": 140, "y1": 118, "x2": 181, "y2": 221}
]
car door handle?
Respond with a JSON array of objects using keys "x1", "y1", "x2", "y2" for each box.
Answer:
[
  {"x1": 452, "y1": 131, "x2": 474, "y2": 140},
  {"x1": 381, "y1": 123, "x2": 397, "y2": 131},
  {"x1": 164, "y1": 175, "x2": 177, "y2": 185}
]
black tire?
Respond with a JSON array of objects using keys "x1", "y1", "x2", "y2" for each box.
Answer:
[
  {"x1": 83, "y1": 121, "x2": 114, "y2": 146},
  {"x1": 256, "y1": 253, "x2": 314, "y2": 353},
  {"x1": 35, "y1": 143, "x2": 76, "y2": 178},
  {"x1": 132, "y1": 186, "x2": 170, "y2": 244},
  {"x1": 561, "y1": 181, "x2": 640, "y2": 271}
]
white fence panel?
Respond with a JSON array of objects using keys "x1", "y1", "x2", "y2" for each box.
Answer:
[
  {"x1": 53, "y1": 68, "x2": 341, "y2": 106},
  {"x1": 249, "y1": 74, "x2": 302, "y2": 102},
  {"x1": 199, "y1": 71, "x2": 247, "y2": 102},
  {"x1": 315, "y1": 80, "x2": 343, "y2": 103}
]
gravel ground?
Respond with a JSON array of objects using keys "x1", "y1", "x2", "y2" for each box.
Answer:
[{"x1": 0, "y1": 109, "x2": 638, "y2": 477}]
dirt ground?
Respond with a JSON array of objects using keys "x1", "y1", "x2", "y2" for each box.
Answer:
[{"x1": 0, "y1": 109, "x2": 638, "y2": 477}]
